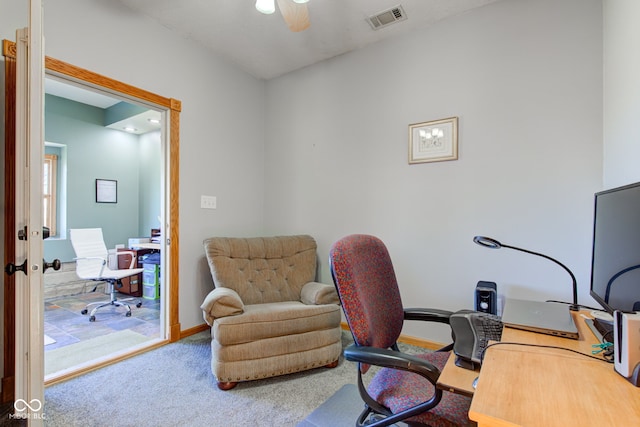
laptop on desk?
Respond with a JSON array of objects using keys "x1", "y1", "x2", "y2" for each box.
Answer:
[{"x1": 501, "y1": 298, "x2": 579, "y2": 339}]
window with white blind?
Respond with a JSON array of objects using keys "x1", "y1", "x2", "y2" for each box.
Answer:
[{"x1": 43, "y1": 153, "x2": 58, "y2": 236}]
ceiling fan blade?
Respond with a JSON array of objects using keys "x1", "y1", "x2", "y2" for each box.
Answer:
[{"x1": 276, "y1": 0, "x2": 310, "y2": 32}]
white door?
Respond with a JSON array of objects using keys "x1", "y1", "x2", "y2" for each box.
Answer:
[{"x1": 11, "y1": 1, "x2": 45, "y2": 424}]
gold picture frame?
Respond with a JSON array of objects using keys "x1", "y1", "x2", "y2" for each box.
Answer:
[{"x1": 408, "y1": 116, "x2": 458, "y2": 164}]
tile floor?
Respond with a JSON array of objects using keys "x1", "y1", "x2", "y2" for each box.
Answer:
[{"x1": 44, "y1": 290, "x2": 161, "y2": 352}]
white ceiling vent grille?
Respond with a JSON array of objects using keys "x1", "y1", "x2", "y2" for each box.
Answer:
[{"x1": 367, "y1": 5, "x2": 407, "y2": 30}]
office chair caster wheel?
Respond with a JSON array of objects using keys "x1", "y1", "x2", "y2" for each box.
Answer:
[
  {"x1": 136, "y1": 302, "x2": 142, "y2": 308},
  {"x1": 126, "y1": 312, "x2": 132, "y2": 317},
  {"x1": 81, "y1": 309, "x2": 88, "y2": 315},
  {"x1": 89, "y1": 315, "x2": 96, "y2": 322}
]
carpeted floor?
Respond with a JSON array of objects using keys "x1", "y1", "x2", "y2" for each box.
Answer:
[
  {"x1": 39, "y1": 331, "x2": 426, "y2": 426},
  {"x1": 43, "y1": 331, "x2": 351, "y2": 426}
]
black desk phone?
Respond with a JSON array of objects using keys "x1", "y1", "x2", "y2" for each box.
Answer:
[{"x1": 450, "y1": 310, "x2": 503, "y2": 370}]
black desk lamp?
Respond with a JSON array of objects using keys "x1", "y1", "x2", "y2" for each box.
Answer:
[
  {"x1": 473, "y1": 236, "x2": 580, "y2": 311},
  {"x1": 605, "y1": 264, "x2": 640, "y2": 304}
]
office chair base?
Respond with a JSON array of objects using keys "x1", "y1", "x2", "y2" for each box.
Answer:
[
  {"x1": 81, "y1": 283, "x2": 142, "y2": 322},
  {"x1": 81, "y1": 299, "x2": 142, "y2": 322}
]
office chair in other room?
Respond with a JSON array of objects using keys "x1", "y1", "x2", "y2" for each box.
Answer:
[
  {"x1": 70, "y1": 228, "x2": 143, "y2": 322},
  {"x1": 330, "y1": 234, "x2": 472, "y2": 427}
]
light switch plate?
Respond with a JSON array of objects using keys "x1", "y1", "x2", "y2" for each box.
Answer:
[{"x1": 201, "y1": 195, "x2": 217, "y2": 209}]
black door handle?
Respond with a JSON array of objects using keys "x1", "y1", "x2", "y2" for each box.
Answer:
[
  {"x1": 43, "y1": 258, "x2": 61, "y2": 273},
  {"x1": 5, "y1": 260, "x2": 27, "y2": 276}
]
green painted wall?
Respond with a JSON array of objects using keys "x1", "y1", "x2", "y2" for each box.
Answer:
[{"x1": 44, "y1": 94, "x2": 160, "y2": 262}]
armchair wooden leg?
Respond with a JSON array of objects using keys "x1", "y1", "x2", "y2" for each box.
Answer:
[
  {"x1": 217, "y1": 381, "x2": 238, "y2": 391},
  {"x1": 325, "y1": 359, "x2": 339, "y2": 369}
]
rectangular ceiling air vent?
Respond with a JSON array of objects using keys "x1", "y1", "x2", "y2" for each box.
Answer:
[{"x1": 367, "y1": 5, "x2": 407, "y2": 30}]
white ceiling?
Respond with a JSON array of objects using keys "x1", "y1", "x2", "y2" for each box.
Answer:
[
  {"x1": 116, "y1": 0, "x2": 502, "y2": 80},
  {"x1": 45, "y1": 78, "x2": 120, "y2": 109},
  {"x1": 45, "y1": 76, "x2": 161, "y2": 135}
]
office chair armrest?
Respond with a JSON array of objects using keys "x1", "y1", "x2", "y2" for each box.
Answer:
[
  {"x1": 74, "y1": 256, "x2": 107, "y2": 279},
  {"x1": 300, "y1": 282, "x2": 340, "y2": 305},
  {"x1": 114, "y1": 250, "x2": 137, "y2": 269},
  {"x1": 74, "y1": 256, "x2": 106, "y2": 269},
  {"x1": 344, "y1": 344, "x2": 440, "y2": 385},
  {"x1": 200, "y1": 287, "x2": 245, "y2": 326},
  {"x1": 403, "y1": 308, "x2": 453, "y2": 324}
]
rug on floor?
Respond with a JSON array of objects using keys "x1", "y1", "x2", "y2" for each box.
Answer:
[
  {"x1": 45, "y1": 329, "x2": 151, "y2": 376},
  {"x1": 297, "y1": 384, "x2": 363, "y2": 427},
  {"x1": 298, "y1": 383, "x2": 410, "y2": 427}
]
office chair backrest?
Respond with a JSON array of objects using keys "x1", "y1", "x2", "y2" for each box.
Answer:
[
  {"x1": 330, "y1": 234, "x2": 404, "y2": 349},
  {"x1": 70, "y1": 228, "x2": 109, "y2": 279}
]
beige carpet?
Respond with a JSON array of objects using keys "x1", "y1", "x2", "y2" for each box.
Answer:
[
  {"x1": 43, "y1": 331, "x2": 428, "y2": 426},
  {"x1": 45, "y1": 330, "x2": 152, "y2": 376}
]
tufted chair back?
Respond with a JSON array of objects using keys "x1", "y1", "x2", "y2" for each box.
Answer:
[{"x1": 204, "y1": 235, "x2": 317, "y2": 305}]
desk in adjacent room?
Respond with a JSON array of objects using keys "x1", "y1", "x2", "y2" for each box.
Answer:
[
  {"x1": 117, "y1": 246, "x2": 160, "y2": 297},
  {"x1": 437, "y1": 310, "x2": 640, "y2": 426}
]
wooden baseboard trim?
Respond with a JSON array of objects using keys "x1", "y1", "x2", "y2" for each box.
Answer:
[
  {"x1": 169, "y1": 322, "x2": 182, "y2": 342},
  {"x1": 180, "y1": 323, "x2": 209, "y2": 339},
  {"x1": 340, "y1": 322, "x2": 445, "y2": 351}
]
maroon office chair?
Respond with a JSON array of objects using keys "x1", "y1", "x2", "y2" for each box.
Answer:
[{"x1": 330, "y1": 234, "x2": 471, "y2": 427}]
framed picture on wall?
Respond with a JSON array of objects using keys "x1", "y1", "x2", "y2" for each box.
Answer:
[
  {"x1": 96, "y1": 179, "x2": 117, "y2": 203},
  {"x1": 408, "y1": 116, "x2": 458, "y2": 164}
]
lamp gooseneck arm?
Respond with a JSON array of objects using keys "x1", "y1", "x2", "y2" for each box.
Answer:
[{"x1": 502, "y1": 243, "x2": 579, "y2": 311}]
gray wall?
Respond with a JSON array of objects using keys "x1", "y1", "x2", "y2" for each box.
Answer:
[
  {"x1": 264, "y1": 0, "x2": 604, "y2": 342},
  {"x1": 603, "y1": 0, "x2": 640, "y2": 188}
]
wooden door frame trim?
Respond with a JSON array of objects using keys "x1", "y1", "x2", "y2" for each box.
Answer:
[
  {"x1": 2, "y1": 40, "x2": 181, "y2": 402},
  {"x1": 2, "y1": 39, "x2": 17, "y2": 404}
]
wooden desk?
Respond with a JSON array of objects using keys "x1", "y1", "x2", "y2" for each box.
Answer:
[
  {"x1": 446, "y1": 311, "x2": 640, "y2": 426},
  {"x1": 131, "y1": 243, "x2": 161, "y2": 250},
  {"x1": 437, "y1": 351, "x2": 478, "y2": 397},
  {"x1": 117, "y1": 247, "x2": 156, "y2": 296}
]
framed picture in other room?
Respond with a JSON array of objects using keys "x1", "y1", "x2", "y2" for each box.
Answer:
[{"x1": 96, "y1": 179, "x2": 117, "y2": 203}]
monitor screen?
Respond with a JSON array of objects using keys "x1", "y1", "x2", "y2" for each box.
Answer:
[{"x1": 590, "y1": 181, "x2": 640, "y2": 313}]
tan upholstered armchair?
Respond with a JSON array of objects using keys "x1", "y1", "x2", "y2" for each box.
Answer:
[{"x1": 200, "y1": 235, "x2": 342, "y2": 390}]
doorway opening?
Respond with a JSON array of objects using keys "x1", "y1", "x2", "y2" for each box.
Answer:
[
  {"x1": 2, "y1": 39, "x2": 182, "y2": 397},
  {"x1": 42, "y1": 76, "x2": 164, "y2": 379}
]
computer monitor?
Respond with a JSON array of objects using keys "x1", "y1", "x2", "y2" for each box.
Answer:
[{"x1": 590, "y1": 181, "x2": 640, "y2": 314}]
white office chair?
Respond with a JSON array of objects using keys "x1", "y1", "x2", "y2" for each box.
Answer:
[{"x1": 70, "y1": 228, "x2": 143, "y2": 322}]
